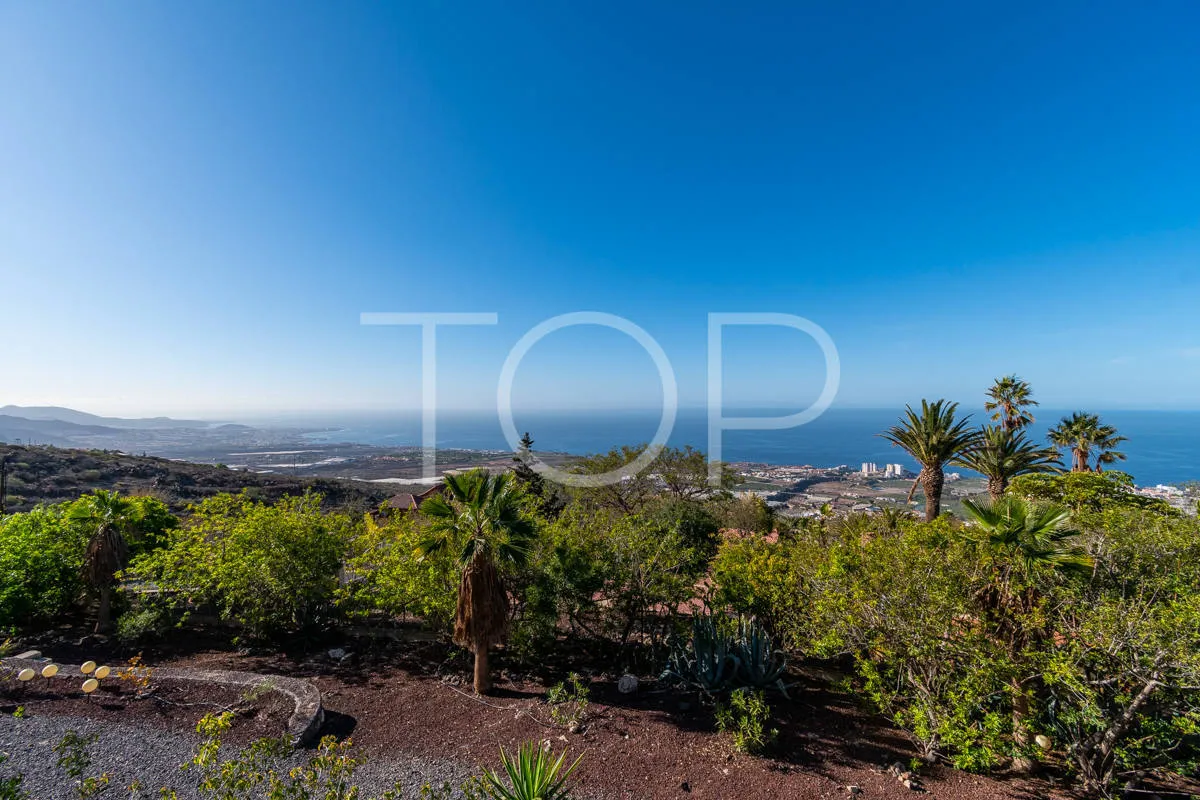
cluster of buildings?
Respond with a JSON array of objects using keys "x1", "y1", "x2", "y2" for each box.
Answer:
[{"x1": 861, "y1": 462, "x2": 909, "y2": 478}]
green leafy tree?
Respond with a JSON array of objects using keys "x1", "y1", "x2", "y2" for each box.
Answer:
[
  {"x1": 953, "y1": 426, "x2": 1061, "y2": 502},
  {"x1": 880, "y1": 400, "x2": 981, "y2": 521},
  {"x1": 984, "y1": 375, "x2": 1039, "y2": 432},
  {"x1": 418, "y1": 469, "x2": 536, "y2": 694}
]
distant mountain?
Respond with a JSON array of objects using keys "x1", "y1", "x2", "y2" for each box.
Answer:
[
  {"x1": 0, "y1": 414, "x2": 122, "y2": 447},
  {"x1": 0, "y1": 405, "x2": 210, "y2": 430}
]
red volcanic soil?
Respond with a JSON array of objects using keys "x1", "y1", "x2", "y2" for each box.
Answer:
[{"x1": 149, "y1": 644, "x2": 1061, "y2": 800}]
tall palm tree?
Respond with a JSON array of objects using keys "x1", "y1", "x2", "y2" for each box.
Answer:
[
  {"x1": 880, "y1": 400, "x2": 981, "y2": 521},
  {"x1": 984, "y1": 375, "x2": 1039, "y2": 433},
  {"x1": 953, "y1": 426, "x2": 1062, "y2": 502},
  {"x1": 418, "y1": 469, "x2": 536, "y2": 694},
  {"x1": 959, "y1": 496, "x2": 1092, "y2": 771},
  {"x1": 67, "y1": 490, "x2": 136, "y2": 633},
  {"x1": 1046, "y1": 412, "x2": 1126, "y2": 473}
]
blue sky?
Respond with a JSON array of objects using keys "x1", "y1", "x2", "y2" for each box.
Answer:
[{"x1": 2, "y1": 1, "x2": 1199, "y2": 416}]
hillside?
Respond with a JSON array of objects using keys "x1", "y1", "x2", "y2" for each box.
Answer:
[
  {"x1": 0, "y1": 405, "x2": 211, "y2": 429},
  {"x1": 0, "y1": 444, "x2": 393, "y2": 514}
]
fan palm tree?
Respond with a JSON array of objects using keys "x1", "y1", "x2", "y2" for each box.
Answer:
[
  {"x1": 418, "y1": 469, "x2": 536, "y2": 694},
  {"x1": 985, "y1": 375, "x2": 1039, "y2": 433},
  {"x1": 880, "y1": 400, "x2": 981, "y2": 521},
  {"x1": 67, "y1": 490, "x2": 136, "y2": 633},
  {"x1": 953, "y1": 426, "x2": 1062, "y2": 502},
  {"x1": 1092, "y1": 427, "x2": 1128, "y2": 473},
  {"x1": 1046, "y1": 412, "x2": 1125, "y2": 472},
  {"x1": 959, "y1": 495, "x2": 1092, "y2": 771}
]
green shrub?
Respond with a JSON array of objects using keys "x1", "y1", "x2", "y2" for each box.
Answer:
[
  {"x1": 338, "y1": 512, "x2": 458, "y2": 630},
  {"x1": 520, "y1": 506, "x2": 698, "y2": 661},
  {"x1": 0, "y1": 505, "x2": 87, "y2": 627},
  {"x1": 130, "y1": 492, "x2": 351, "y2": 640},
  {"x1": 715, "y1": 688, "x2": 778, "y2": 755},
  {"x1": 546, "y1": 673, "x2": 590, "y2": 730}
]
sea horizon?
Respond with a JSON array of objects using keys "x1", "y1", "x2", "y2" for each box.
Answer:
[{"x1": 225, "y1": 407, "x2": 1200, "y2": 487}]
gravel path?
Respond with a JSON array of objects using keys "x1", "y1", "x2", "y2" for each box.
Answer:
[{"x1": 0, "y1": 713, "x2": 479, "y2": 799}]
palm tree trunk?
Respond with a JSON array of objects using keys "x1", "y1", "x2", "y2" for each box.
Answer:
[
  {"x1": 95, "y1": 585, "x2": 113, "y2": 634},
  {"x1": 987, "y1": 476, "x2": 1006, "y2": 503},
  {"x1": 473, "y1": 644, "x2": 492, "y2": 694},
  {"x1": 920, "y1": 468, "x2": 944, "y2": 521}
]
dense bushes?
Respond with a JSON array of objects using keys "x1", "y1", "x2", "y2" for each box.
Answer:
[
  {"x1": 0, "y1": 494, "x2": 176, "y2": 629},
  {"x1": 0, "y1": 506, "x2": 87, "y2": 627},
  {"x1": 129, "y1": 492, "x2": 352, "y2": 640},
  {"x1": 707, "y1": 499, "x2": 1200, "y2": 792}
]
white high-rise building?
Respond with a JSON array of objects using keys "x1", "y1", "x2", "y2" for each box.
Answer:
[{"x1": 861, "y1": 462, "x2": 878, "y2": 476}]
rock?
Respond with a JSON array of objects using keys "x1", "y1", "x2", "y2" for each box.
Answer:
[
  {"x1": 617, "y1": 674, "x2": 639, "y2": 694},
  {"x1": 327, "y1": 648, "x2": 347, "y2": 661},
  {"x1": 680, "y1": 781, "x2": 691, "y2": 792},
  {"x1": 846, "y1": 785, "x2": 863, "y2": 795}
]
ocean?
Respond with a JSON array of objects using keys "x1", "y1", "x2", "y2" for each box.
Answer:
[{"x1": 252, "y1": 408, "x2": 1200, "y2": 487}]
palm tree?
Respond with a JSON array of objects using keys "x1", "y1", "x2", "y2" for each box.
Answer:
[
  {"x1": 67, "y1": 490, "x2": 136, "y2": 633},
  {"x1": 959, "y1": 495, "x2": 1092, "y2": 771},
  {"x1": 1047, "y1": 412, "x2": 1126, "y2": 472},
  {"x1": 418, "y1": 469, "x2": 535, "y2": 694},
  {"x1": 880, "y1": 400, "x2": 981, "y2": 521},
  {"x1": 953, "y1": 426, "x2": 1062, "y2": 502},
  {"x1": 984, "y1": 375, "x2": 1039, "y2": 433},
  {"x1": 1092, "y1": 426, "x2": 1128, "y2": 473}
]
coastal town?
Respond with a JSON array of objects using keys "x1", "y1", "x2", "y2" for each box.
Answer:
[{"x1": 731, "y1": 461, "x2": 1200, "y2": 517}]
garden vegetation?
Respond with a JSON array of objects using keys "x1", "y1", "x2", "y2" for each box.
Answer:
[{"x1": 2, "y1": 379, "x2": 1198, "y2": 795}]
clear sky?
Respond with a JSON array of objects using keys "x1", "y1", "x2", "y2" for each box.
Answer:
[{"x1": 2, "y1": 2, "x2": 1199, "y2": 417}]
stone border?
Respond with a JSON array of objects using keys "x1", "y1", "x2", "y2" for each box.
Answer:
[{"x1": 1, "y1": 654, "x2": 324, "y2": 747}]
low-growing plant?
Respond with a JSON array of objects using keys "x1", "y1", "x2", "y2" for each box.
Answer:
[
  {"x1": 663, "y1": 614, "x2": 789, "y2": 696},
  {"x1": 481, "y1": 743, "x2": 581, "y2": 800},
  {"x1": 732, "y1": 617, "x2": 789, "y2": 696},
  {"x1": 715, "y1": 688, "x2": 778, "y2": 755},
  {"x1": 117, "y1": 654, "x2": 154, "y2": 692},
  {"x1": 53, "y1": 731, "x2": 111, "y2": 799},
  {"x1": 0, "y1": 754, "x2": 29, "y2": 800},
  {"x1": 167, "y1": 712, "x2": 412, "y2": 800},
  {"x1": 662, "y1": 614, "x2": 738, "y2": 693},
  {"x1": 546, "y1": 673, "x2": 590, "y2": 731}
]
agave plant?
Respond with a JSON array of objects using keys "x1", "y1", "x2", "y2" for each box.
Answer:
[
  {"x1": 733, "y1": 617, "x2": 789, "y2": 696},
  {"x1": 661, "y1": 614, "x2": 740, "y2": 693},
  {"x1": 481, "y1": 742, "x2": 581, "y2": 800}
]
